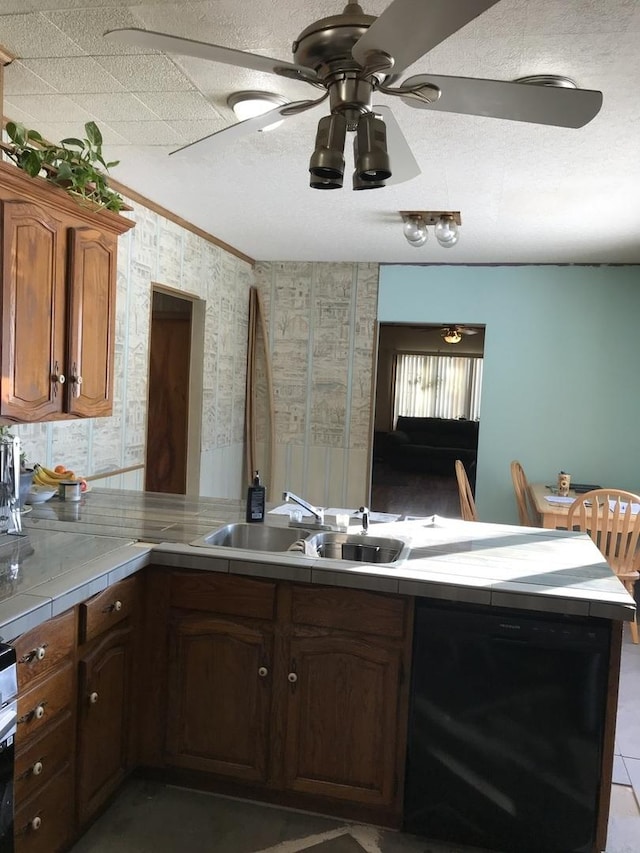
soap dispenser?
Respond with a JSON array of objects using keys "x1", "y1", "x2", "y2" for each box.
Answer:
[{"x1": 246, "y1": 471, "x2": 266, "y2": 523}]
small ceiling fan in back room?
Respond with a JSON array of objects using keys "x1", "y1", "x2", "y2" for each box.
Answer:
[
  {"x1": 441, "y1": 326, "x2": 482, "y2": 344},
  {"x1": 105, "y1": 0, "x2": 603, "y2": 190}
]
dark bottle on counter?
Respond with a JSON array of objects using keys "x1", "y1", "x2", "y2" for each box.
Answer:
[{"x1": 246, "y1": 471, "x2": 266, "y2": 523}]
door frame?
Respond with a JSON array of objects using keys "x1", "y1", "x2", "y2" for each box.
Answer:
[{"x1": 146, "y1": 284, "x2": 205, "y2": 496}]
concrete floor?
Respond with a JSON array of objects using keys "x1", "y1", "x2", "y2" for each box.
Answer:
[{"x1": 70, "y1": 628, "x2": 640, "y2": 853}]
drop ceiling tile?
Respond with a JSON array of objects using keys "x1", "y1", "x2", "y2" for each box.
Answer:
[
  {"x1": 3, "y1": 61, "x2": 56, "y2": 95},
  {"x1": 20, "y1": 57, "x2": 126, "y2": 94},
  {"x1": 0, "y1": 12, "x2": 84, "y2": 58},
  {"x1": 2, "y1": 100, "x2": 42, "y2": 126},
  {"x1": 0, "y1": 1, "x2": 37, "y2": 11},
  {"x1": 43, "y1": 7, "x2": 156, "y2": 56},
  {"x1": 103, "y1": 120, "x2": 183, "y2": 146},
  {"x1": 133, "y1": 91, "x2": 223, "y2": 121},
  {"x1": 165, "y1": 118, "x2": 228, "y2": 144},
  {"x1": 95, "y1": 54, "x2": 196, "y2": 92},
  {"x1": 5, "y1": 93, "x2": 96, "y2": 124},
  {"x1": 70, "y1": 92, "x2": 162, "y2": 122},
  {"x1": 33, "y1": 121, "x2": 130, "y2": 147}
]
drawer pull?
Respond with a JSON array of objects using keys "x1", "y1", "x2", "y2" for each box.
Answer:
[
  {"x1": 32, "y1": 761, "x2": 43, "y2": 776},
  {"x1": 20, "y1": 644, "x2": 47, "y2": 664},
  {"x1": 287, "y1": 672, "x2": 298, "y2": 684},
  {"x1": 30, "y1": 816, "x2": 42, "y2": 831},
  {"x1": 19, "y1": 702, "x2": 47, "y2": 725},
  {"x1": 103, "y1": 599, "x2": 123, "y2": 613},
  {"x1": 258, "y1": 666, "x2": 268, "y2": 678},
  {"x1": 89, "y1": 691, "x2": 99, "y2": 705}
]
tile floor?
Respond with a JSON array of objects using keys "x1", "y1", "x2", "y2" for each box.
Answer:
[{"x1": 70, "y1": 629, "x2": 640, "y2": 853}]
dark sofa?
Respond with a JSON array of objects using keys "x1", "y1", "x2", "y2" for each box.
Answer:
[{"x1": 386, "y1": 416, "x2": 479, "y2": 477}]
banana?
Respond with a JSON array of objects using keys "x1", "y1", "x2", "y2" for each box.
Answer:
[{"x1": 35, "y1": 463, "x2": 76, "y2": 481}]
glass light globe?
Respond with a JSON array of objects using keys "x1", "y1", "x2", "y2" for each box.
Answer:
[
  {"x1": 403, "y1": 216, "x2": 428, "y2": 247},
  {"x1": 434, "y1": 216, "x2": 459, "y2": 247}
]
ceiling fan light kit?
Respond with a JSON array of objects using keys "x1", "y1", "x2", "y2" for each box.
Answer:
[
  {"x1": 105, "y1": 0, "x2": 604, "y2": 192},
  {"x1": 227, "y1": 91, "x2": 288, "y2": 130},
  {"x1": 401, "y1": 211, "x2": 461, "y2": 248}
]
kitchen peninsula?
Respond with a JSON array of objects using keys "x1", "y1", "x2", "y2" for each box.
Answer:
[{"x1": 1, "y1": 488, "x2": 635, "y2": 853}]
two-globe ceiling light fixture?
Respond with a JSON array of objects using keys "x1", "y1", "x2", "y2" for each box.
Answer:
[{"x1": 400, "y1": 211, "x2": 461, "y2": 248}]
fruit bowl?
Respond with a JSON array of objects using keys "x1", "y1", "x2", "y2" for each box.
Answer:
[{"x1": 26, "y1": 485, "x2": 58, "y2": 504}]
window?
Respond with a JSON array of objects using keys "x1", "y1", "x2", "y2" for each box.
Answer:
[{"x1": 393, "y1": 353, "x2": 483, "y2": 422}]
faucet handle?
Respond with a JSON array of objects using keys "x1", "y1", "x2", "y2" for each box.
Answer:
[{"x1": 358, "y1": 506, "x2": 369, "y2": 533}]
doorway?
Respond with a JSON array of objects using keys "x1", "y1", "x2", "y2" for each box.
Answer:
[
  {"x1": 145, "y1": 289, "x2": 203, "y2": 495},
  {"x1": 371, "y1": 322, "x2": 485, "y2": 518}
]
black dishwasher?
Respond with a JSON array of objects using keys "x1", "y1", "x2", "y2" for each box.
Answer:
[{"x1": 403, "y1": 599, "x2": 611, "y2": 853}]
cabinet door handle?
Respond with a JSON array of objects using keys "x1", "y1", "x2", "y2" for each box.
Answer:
[
  {"x1": 258, "y1": 666, "x2": 268, "y2": 678},
  {"x1": 18, "y1": 701, "x2": 47, "y2": 725},
  {"x1": 89, "y1": 691, "x2": 99, "y2": 705},
  {"x1": 30, "y1": 816, "x2": 42, "y2": 831},
  {"x1": 103, "y1": 599, "x2": 122, "y2": 613},
  {"x1": 287, "y1": 672, "x2": 298, "y2": 683},
  {"x1": 20, "y1": 644, "x2": 47, "y2": 664},
  {"x1": 31, "y1": 761, "x2": 43, "y2": 776},
  {"x1": 52, "y1": 363, "x2": 65, "y2": 396},
  {"x1": 69, "y1": 362, "x2": 83, "y2": 397}
]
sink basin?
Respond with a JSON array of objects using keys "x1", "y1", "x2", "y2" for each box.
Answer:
[
  {"x1": 193, "y1": 523, "x2": 313, "y2": 551},
  {"x1": 305, "y1": 532, "x2": 407, "y2": 564}
]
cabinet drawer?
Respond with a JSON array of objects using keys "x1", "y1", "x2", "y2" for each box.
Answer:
[
  {"x1": 12, "y1": 610, "x2": 75, "y2": 691},
  {"x1": 170, "y1": 571, "x2": 276, "y2": 620},
  {"x1": 79, "y1": 575, "x2": 138, "y2": 644},
  {"x1": 15, "y1": 712, "x2": 73, "y2": 807},
  {"x1": 17, "y1": 660, "x2": 74, "y2": 745},
  {"x1": 15, "y1": 765, "x2": 73, "y2": 853},
  {"x1": 291, "y1": 585, "x2": 407, "y2": 638}
]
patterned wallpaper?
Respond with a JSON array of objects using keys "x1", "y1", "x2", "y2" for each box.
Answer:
[
  {"x1": 254, "y1": 261, "x2": 379, "y2": 509},
  {"x1": 11, "y1": 197, "x2": 254, "y2": 498}
]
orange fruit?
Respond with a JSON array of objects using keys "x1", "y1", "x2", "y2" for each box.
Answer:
[{"x1": 54, "y1": 465, "x2": 66, "y2": 474}]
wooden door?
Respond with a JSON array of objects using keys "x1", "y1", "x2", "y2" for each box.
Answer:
[
  {"x1": 145, "y1": 304, "x2": 191, "y2": 494},
  {"x1": 1, "y1": 200, "x2": 66, "y2": 420},
  {"x1": 76, "y1": 625, "x2": 132, "y2": 827},
  {"x1": 283, "y1": 634, "x2": 402, "y2": 806},
  {"x1": 165, "y1": 615, "x2": 272, "y2": 783},
  {"x1": 66, "y1": 227, "x2": 117, "y2": 417}
]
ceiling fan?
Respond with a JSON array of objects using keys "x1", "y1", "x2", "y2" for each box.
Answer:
[
  {"x1": 440, "y1": 325, "x2": 481, "y2": 344},
  {"x1": 105, "y1": 0, "x2": 603, "y2": 190}
]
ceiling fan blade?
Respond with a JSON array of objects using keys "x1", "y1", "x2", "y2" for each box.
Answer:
[
  {"x1": 372, "y1": 105, "x2": 420, "y2": 186},
  {"x1": 352, "y1": 0, "x2": 501, "y2": 76},
  {"x1": 400, "y1": 74, "x2": 603, "y2": 128},
  {"x1": 104, "y1": 28, "x2": 319, "y2": 84},
  {"x1": 168, "y1": 101, "x2": 312, "y2": 160}
]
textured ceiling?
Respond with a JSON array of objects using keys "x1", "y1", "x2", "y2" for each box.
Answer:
[{"x1": 2, "y1": 0, "x2": 639, "y2": 264}]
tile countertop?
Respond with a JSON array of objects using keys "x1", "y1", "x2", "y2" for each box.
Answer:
[{"x1": 0, "y1": 488, "x2": 633, "y2": 641}]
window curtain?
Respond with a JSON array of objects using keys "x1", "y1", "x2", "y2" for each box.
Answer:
[{"x1": 393, "y1": 353, "x2": 483, "y2": 423}]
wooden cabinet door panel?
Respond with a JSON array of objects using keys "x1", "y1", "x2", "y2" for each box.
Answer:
[
  {"x1": 66, "y1": 227, "x2": 117, "y2": 417},
  {"x1": 284, "y1": 635, "x2": 401, "y2": 806},
  {"x1": 14, "y1": 765, "x2": 73, "y2": 853},
  {"x1": 166, "y1": 616, "x2": 272, "y2": 783},
  {"x1": 76, "y1": 625, "x2": 132, "y2": 826},
  {"x1": 1, "y1": 200, "x2": 66, "y2": 420}
]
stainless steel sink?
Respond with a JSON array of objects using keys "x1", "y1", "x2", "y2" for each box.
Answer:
[
  {"x1": 193, "y1": 523, "x2": 313, "y2": 551},
  {"x1": 304, "y1": 531, "x2": 407, "y2": 564}
]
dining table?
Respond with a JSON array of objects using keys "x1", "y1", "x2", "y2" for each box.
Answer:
[{"x1": 530, "y1": 482, "x2": 578, "y2": 529}]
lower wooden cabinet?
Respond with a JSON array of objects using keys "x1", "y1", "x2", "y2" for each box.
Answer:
[
  {"x1": 158, "y1": 569, "x2": 413, "y2": 819},
  {"x1": 76, "y1": 623, "x2": 134, "y2": 827},
  {"x1": 283, "y1": 634, "x2": 403, "y2": 806},
  {"x1": 166, "y1": 615, "x2": 273, "y2": 783},
  {"x1": 14, "y1": 765, "x2": 73, "y2": 853}
]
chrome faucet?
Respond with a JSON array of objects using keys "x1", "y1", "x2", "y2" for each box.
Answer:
[
  {"x1": 282, "y1": 491, "x2": 325, "y2": 527},
  {"x1": 359, "y1": 506, "x2": 369, "y2": 534}
]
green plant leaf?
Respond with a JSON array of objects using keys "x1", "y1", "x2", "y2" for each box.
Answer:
[
  {"x1": 26, "y1": 130, "x2": 44, "y2": 142},
  {"x1": 59, "y1": 137, "x2": 84, "y2": 148},
  {"x1": 85, "y1": 121, "x2": 103, "y2": 147},
  {"x1": 23, "y1": 150, "x2": 43, "y2": 177},
  {"x1": 106, "y1": 160, "x2": 120, "y2": 169}
]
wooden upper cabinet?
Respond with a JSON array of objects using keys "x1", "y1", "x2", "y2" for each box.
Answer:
[
  {"x1": 66, "y1": 227, "x2": 118, "y2": 417},
  {"x1": 0, "y1": 160, "x2": 134, "y2": 423}
]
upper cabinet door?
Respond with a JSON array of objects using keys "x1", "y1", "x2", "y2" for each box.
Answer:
[
  {"x1": 1, "y1": 199, "x2": 67, "y2": 421},
  {"x1": 66, "y1": 227, "x2": 118, "y2": 417}
]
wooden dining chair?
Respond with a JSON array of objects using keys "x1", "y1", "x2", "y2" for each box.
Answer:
[
  {"x1": 455, "y1": 459, "x2": 478, "y2": 522},
  {"x1": 567, "y1": 489, "x2": 639, "y2": 644},
  {"x1": 510, "y1": 460, "x2": 541, "y2": 527}
]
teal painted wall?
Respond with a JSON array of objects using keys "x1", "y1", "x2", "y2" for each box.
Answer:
[{"x1": 378, "y1": 265, "x2": 640, "y2": 523}]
